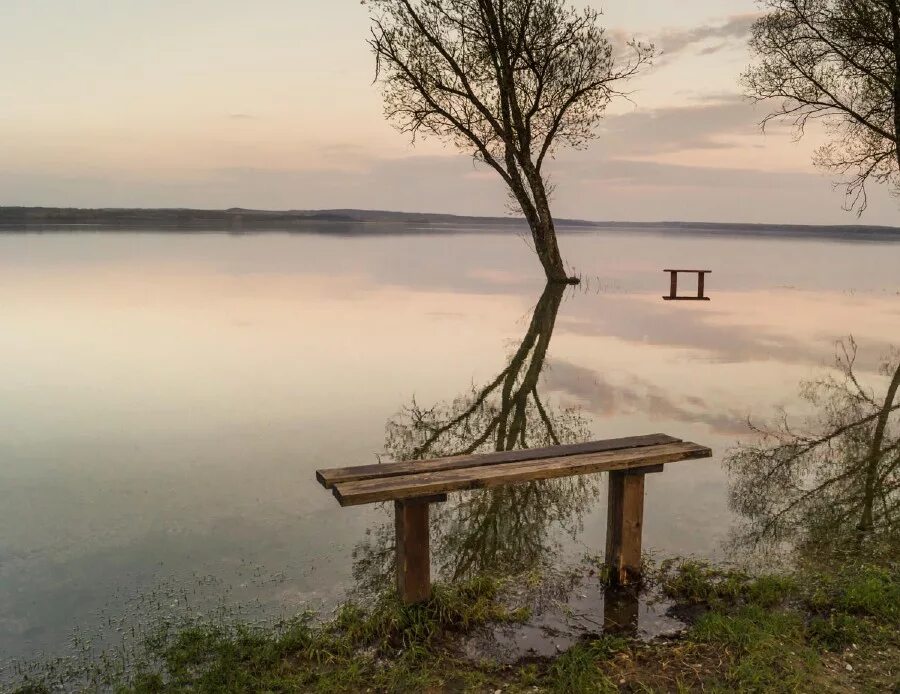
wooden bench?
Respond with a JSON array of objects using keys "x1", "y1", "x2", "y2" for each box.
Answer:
[{"x1": 316, "y1": 433, "x2": 711, "y2": 603}]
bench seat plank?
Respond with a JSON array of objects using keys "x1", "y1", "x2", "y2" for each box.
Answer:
[
  {"x1": 331, "y1": 441, "x2": 711, "y2": 506},
  {"x1": 316, "y1": 433, "x2": 680, "y2": 489}
]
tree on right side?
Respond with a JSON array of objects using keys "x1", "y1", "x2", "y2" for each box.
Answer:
[
  {"x1": 743, "y1": 0, "x2": 900, "y2": 213},
  {"x1": 726, "y1": 339, "x2": 900, "y2": 561}
]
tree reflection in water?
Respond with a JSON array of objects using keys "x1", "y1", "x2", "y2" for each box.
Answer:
[
  {"x1": 726, "y1": 338, "x2": 900, "y2": 562},
  {"x1": 352, "y1": 283, "x2": 602, "y2": 594}
]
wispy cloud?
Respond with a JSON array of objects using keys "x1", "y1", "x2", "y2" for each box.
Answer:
[
  {"x1": 5, "y1": 94, "x2": 897, "y2": 223},
  {"x1": 594, "y1": 96, "x2": 760, "y2": 156},
  {"x1": 544, "y1": 360, "x2": 750, "y2": 436},
  {"x1": 656, "y1": 14, "x2": 760, "y2": 59}
]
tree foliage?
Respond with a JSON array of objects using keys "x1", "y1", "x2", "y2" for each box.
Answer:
[
  {"x1": 744, "y1": 0, "x2": 900, "y2": 212},
  {"x1": 367, "y1": 0, "x2": 653, "y2": 280}
]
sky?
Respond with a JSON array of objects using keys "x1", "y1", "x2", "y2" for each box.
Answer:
[{"x1": 1, "y1": 0, "x2": 898, "y2": 225}]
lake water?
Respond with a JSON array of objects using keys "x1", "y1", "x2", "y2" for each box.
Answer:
[{"x1": 1, "y1": 226, "x2": 898, "y2": 666}]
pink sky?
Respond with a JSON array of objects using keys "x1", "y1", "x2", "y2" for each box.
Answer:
[{"x1": 1, "y1": 0, "x2": 898, "y2": 225}]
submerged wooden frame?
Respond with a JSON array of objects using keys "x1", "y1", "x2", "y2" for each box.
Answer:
[
  {"x1": 317, "y1": 433, "x2": 711, "y2": 603},
  {"x1": 663, "y1": 269, "x2": 711, "y2": 301}
]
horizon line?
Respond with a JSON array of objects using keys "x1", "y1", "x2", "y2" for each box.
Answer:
[{"x1": 2, "y1": 204, "x2": 899, "y2": 231}]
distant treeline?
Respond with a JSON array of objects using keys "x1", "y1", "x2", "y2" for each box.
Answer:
[
  {"x1": 0, "y1": 206, "x2": 541, "y2": 231},
  {"x1": 0, "y1": 207, "x2": 369, "y2": 229},
  {"x1": 1, "y1": 206, "x2": 899, "y2": 240}
]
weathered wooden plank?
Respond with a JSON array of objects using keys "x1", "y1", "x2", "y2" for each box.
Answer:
[
  {"x1": 332, "y1": 441, "x2": 711, "y2": 507},
  {"x1": 623, "y1": 463, "x2": 664, "y2": 475},
  {"x1": 316, "y1": 433, "x2": 681, "y2": 489},
  {"x1": 401, "y1": 493, "x2": 448, "y2": 504},
  {"x1": 606, "y1": 470, "x2": 646, "y2": 585},
  {"x1": 395, "y1": 499, "x2": 431, "y2": 604}
]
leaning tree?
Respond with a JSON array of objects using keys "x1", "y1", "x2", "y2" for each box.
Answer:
[
  {"x1": 744, "y1": 0, "x2": 900, "y2": 212},
  {"x1": 367, "y1": 0, "x2": 654, "y2": 282}
]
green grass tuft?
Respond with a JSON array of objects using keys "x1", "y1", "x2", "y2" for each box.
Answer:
[
  {"x1": 115, "y1": 575, "x2": 526, "y2": 693},
  {"x1": 657, "y1": 559, "x2": 798, "y2": 609},
  {"x1": 544, "y1": 637, "x2": 625, "y2": 693},
  {"x1": 805, "y1": 563, "x2": 900, "y2": 622},
  {"x1": 691, "y1": 605, "x2": 819, "y2": 692}
]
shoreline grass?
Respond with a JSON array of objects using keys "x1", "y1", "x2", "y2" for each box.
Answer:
[{"x1": 10, "y1": 557, "x2": 899, "y2": 693}]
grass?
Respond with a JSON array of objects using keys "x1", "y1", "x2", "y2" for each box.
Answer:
[
  {"x1": 648, "y1": 558, "x2": 900, "y2": 692},
  {"x1": 12, "y1": 575, "x2": 531, "y2": 694},
  {"x1": 544, "y1": 636, "x2": 625, "y2": 693},
  {"x1": 654, "y1": 558, "x2": 798, "y2": 608},
  {"x1": 10, "y1": 559, "x2": 900, "y2": 693},
  {"x1": 690, "y1": 606, "x2": 819, "y2": 691}
]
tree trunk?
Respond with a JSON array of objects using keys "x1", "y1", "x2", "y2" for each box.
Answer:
[
  {"x1": 891, "y1": 0, "x2": 900, "y2": 177},
  {"x1": 507, "y1": 175, "x2": 573, "y2": 283},
  {"x1": 858, "y1": 363, "x2": 900, "y2": 531},
  {"x1": 525, "y1": 165, "x2": 577, "y2": 284},
  {"x1": 531, "y1": 219, "x2": 569, "y2": 283}
]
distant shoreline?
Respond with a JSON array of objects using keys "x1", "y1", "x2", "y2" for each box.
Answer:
[{"x1": 2, "y1": 206, "x2": 899, "y2": 241}]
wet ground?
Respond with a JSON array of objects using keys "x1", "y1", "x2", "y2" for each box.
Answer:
[{"x1": 462, "y1": 564, "x2": 687, "y2": 664}]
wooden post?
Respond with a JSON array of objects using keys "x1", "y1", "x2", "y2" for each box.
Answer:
[
  {"x1": 605, "y1": 470, "x2": 646, "y2": 585},
  {"x1": 697, "y1": 271, "x2": 706, "y2": 299},
  {"x1": 394, "y1": 497, "x2": 439, "y2": 604},
  {"x1": 668, "y1": 270, "x2": 678, "y2": 299}
]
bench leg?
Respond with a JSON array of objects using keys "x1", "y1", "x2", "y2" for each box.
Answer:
[
  {"x1": 605, "y1": 470, "x2": 646, "y2": 585},
  {"x1": 395, "y1": 499, "x2": 432, "y2": 604}
]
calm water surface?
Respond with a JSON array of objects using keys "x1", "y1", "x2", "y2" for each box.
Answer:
[{"x1": 1, "y1": 227, "x2": 898, "y2": 664}]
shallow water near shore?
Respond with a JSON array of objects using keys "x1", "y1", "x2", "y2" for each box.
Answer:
[{"x1": 1, "y1": 226, "x2": 898, "y2": 669}]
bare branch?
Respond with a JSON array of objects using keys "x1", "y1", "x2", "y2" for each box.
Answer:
[
  {"x1": 743, "y1": 0, "x2": 900, "y2": 214},
  {"x1": 367, "y1": 0, "x2": 654, "y2": 280}
]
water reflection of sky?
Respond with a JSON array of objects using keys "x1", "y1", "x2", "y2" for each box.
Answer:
[{"x1": 0, "y1": 229, "x2": 898, "y2": 662}]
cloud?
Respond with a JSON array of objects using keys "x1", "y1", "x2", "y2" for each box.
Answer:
[
  {"x1": 560, "y1": 157, "x2": 815, "y2": 191},
  {"x1": 591, "y1": 96, "x2": 765, "y2": 156},
  {"x1": 553, "y1": 295, "x2": 824, "y2": 366},
  {"x1": 543, "y1": 360, "x2": 750, "y2": 436},
  {"x1": 656, "y1": 14, "x2": 760, "y2": 59},
  {"x1": 549, "y1": 293, "x2": 897, "y2": 379},
  {"x1": 5, "y1": 149, "x2": 898, "y2": 226},
  {"x1": 4, "y1": 94, "x2": 898, "y2": 225}
]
